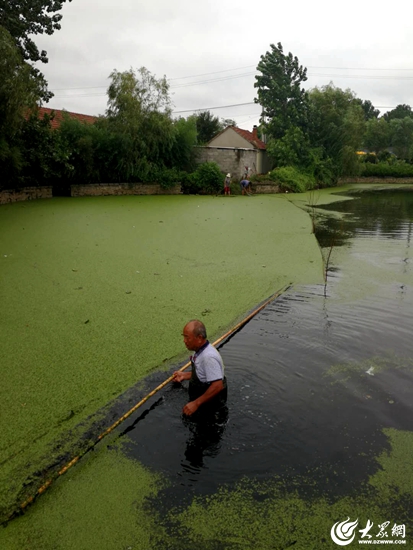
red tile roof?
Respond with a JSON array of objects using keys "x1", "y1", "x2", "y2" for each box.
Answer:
[
  {"x1": 35, "y1": 107, "x2": 98, "y2": 129},
  {"x1": 231, "y1": 126, "x2": 266, "y2": 150}
]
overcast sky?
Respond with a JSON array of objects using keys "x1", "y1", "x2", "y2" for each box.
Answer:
[{"x1": 35, "y1": 0, "x2": 413, "y2": 130}]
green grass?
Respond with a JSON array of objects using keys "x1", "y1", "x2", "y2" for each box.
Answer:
[{"x1": 0, "y1": 194, "x2": 323, "y2": 518}]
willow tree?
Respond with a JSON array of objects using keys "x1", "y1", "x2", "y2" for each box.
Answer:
[{"x1": 106, "y1": 67, "x2": 176, "y2": 179}]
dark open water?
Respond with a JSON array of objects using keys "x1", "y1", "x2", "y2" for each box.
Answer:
[{"x1": 117, "y1": 189, "x2": 413, "y2": 534}]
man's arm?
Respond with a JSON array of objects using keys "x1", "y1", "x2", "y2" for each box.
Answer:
[
  {"x1": 183, "y1": 379, "x2": 224, "y2": 416},
  {"x1": 173, "y1": 371, "x2": 191, "y2": 383}
]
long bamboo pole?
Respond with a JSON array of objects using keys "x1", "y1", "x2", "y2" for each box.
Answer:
[{"x1": 16, "y1": 284, "x2": 291, "y2": 516}]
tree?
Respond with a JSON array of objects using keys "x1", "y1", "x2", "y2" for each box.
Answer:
[
  {"x1": 363, "y1": 118, "x2": 390, "y2": 154},
  {"x1": 0, "y1": 27, "x2": 39, "y2": 137},
  {"x1": 0, "y1": 0, "x2": 70, "y2": 63},
  {"x1": 308, "y1": 84, "x2": 365, "y2": 174},
  {"x1": 266, "y1": 127, "x2": 310, "y2": 167},
  {"x1": 355, "y1": 99, "x2": 380, "y2": 120},
  {"x1": 107, "y1": 67, "x2": 172, "y2": 120},
  {"x1": 0, "y1": 26, "x2": 41, "y2": 186},
  {"x1": 194, "y1": 111, "x2": 223, "y2": 144},
  {"x1": 221, "y1": 118, "x2": 237, "y2": 128},
  {"x1": 106, "y1": 67, "x2": 176, "y2": 180},
  {"x1": 0, "y1": 0, "x2": 71, "y2": 101},
  {"x1": 168, "y1": 116, "x2": 197, "y2": 171},
  {"x1": 383, "y1": 104, "x2": 413, "y2": 122},
  {"x1": 389, "y1": 117, "x2": 413, "y2": 160},
  {"x1": 254, "y1": 42, "x2": 309, "y2": 140}
]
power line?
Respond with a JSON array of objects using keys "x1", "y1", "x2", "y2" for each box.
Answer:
[
  {"x1": 169, "y1": 64, "x2": 256, "y2": 80},
  {"x1": 173, "y1": 102, "x2": 256, "y2": 114},
  {"x1": 171, "y1": 72, "x2": 254, "y2": 89},
  {"x1": 308, "y1": 66, "x2": 413, "y2": 71},
  {"x1": 51, "y1": 64, "x2": 413, "y2": 93},
  {"x1": 310, "y1": 73, "x2": 413, "y2": 81}
]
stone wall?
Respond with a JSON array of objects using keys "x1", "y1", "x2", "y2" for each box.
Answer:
[
  {"x1": 339, "y1": 177, "x2": 413, "y2": 184},
  {"x1": 195, "y1": 147, "x2": 258, "y2": 179},
  {"x1": 0, "y1": 186, "x2": 52, "y2": 205},
  {"x1": 253, "y1": 182, "x2": 280, "y2": 194},
  {"x1": 70, "y1": 183, "x2": 182, "y2": 197}
]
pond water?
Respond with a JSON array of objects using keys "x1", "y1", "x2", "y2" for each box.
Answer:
[{"x1": 117, "y1": 189, "x2": 413, "y2": 541}]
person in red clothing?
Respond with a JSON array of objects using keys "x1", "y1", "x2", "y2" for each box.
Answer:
[{"x1": 224, "y1": 173, "x2": 231, "y2": 195}]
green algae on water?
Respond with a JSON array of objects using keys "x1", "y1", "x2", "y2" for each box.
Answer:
[
  {"x1": 0, "y1": 195, "x2": 323, "y2": 518},
  {"x1": 2, "y1": 428, "x2": 411, "y2": 549},
  {"x1": 0, "y1": 437, "x2": 168, "y2": 550},
  {"x1": 163, "y1": 428, "x2": 413, "y2": 550}
]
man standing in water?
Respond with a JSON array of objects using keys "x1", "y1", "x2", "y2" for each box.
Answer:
[{"x1": 173, "y1": 320, "x2": 227, "y2": 416}]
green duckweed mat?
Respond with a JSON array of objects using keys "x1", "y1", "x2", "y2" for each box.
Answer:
[{"x1": 0, "y1": 194, "x2": 323, "y2": 519}]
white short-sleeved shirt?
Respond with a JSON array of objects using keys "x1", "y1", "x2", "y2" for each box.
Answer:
[{"x1": 193, "y1": 342, "x2": 225, "y2": 383}]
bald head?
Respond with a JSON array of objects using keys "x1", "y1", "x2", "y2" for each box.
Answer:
[
  {"x1": 183, "y1": 319, "x2": 207, "y2": 351},
  {"x1": 186, "y1": 319, "x2": 207, "y2": 338}
]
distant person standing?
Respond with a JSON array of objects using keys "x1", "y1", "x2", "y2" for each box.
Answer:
[{"x1": 224, "y1": 173, "x2": 231, "y2": 196}]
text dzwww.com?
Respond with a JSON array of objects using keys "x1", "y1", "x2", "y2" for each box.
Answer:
[{"x1": 359, "y1": 539, "x2": 406, "y2": 544}]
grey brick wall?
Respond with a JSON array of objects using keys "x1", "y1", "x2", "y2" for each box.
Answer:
[
  {"x1": 195, "y1": 147, "x2": 258, "y2": 180},
  {"x1": 0, "y1": 186, "x2": 52, "y2": 205},
  {"x1": 70, "y1": 183, "x2": 182, "y2": 197}
]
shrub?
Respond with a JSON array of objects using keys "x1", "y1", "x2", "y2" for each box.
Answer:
[
  {"x1": 364, "y1": 153, "x2": 378, "y2": 164},
  {"x1": 151, "y1": 166, "x2": 185, "y2": 189},
  {"x1": 182, "y1": 162, "x2": 223, "y2": 194},
  {"x1": 360, "y1": 161, "x2": 413, "y2": 178},
  {"x1": 309, "y1": 155, "x2": 337, "y2": 187},
  {"x1": 268, "y1": 166, "x2": 316, "y2": 193},
  {"x1": 376, "y1": 151, "x2": 395, "y2": 163}
]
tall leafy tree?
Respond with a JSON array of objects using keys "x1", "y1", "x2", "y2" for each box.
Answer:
[
  {"x1": 254, "y1": 42, "x2": 309, "y2": 140},
  {"x1": 363, "y1": 118, "x2": 390, "y2": 154},
  {"x1": 266, "y1": 127, "x2": 310, "y2": 167},
  {"x1": 221, "y1": 118, "x2": 237, "y2": 128},
  {"x1": 0, "y1": 0, "x2": 71, "y2": 101},
  {"x1": 0, "y1": 26, "x2": 41, "y2": 185},
  {"x1": 383, "y1": 104, "x2": 413, "y2": 122},
  {"x1": 107, "y1": 67, "x2": 172, "y2": 120},
  {"x1": 194, "y1": 111, "x2": 223, "y2": 144},
  {"x1": 355, "y1": 99, "x2": 380, "y2": 120},
  {"x1": 308, "y1": 84, "x2": 365, "y2": 175},
  {"x1": 168, "y1": 116, "x2": 197, "y2": 171},
  {"x1": 309, "y1": 85, "x2": 365, "y2": 157},
  {"x1": 106, "y1": 67, "x2": 176, "y2": 179},
  {"x1": 0, "y1": 27, "x2": 38, "y2": 137},
  {"x1": 390, "y1": 117, "x2": 413, "y2": 160}
]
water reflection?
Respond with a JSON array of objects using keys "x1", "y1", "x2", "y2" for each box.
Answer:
[
  {"x1": 314, "y1": 189, "x2": 413, "y2": 247},
  {"x1": 181, "y1": 405, "x2": 228, "y2": 470}
]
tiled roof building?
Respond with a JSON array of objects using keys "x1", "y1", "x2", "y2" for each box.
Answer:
[
  {"x1": 225, "y1": 126, "x2": 266, "y2": 150},
  {"x1": 198, "y1": 125, "x2": 273, "y2": 176},
  {"x1": 34, "y1": 107, "x2": 98, "y2": 129}
]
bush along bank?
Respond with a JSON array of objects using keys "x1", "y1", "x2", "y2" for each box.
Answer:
[
  {"x1": 359, "y1": 160, "x2": 413, "y2": 178},
  {"x1": 251, "y1": 166, "x2": 330, "y2": 193}
]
